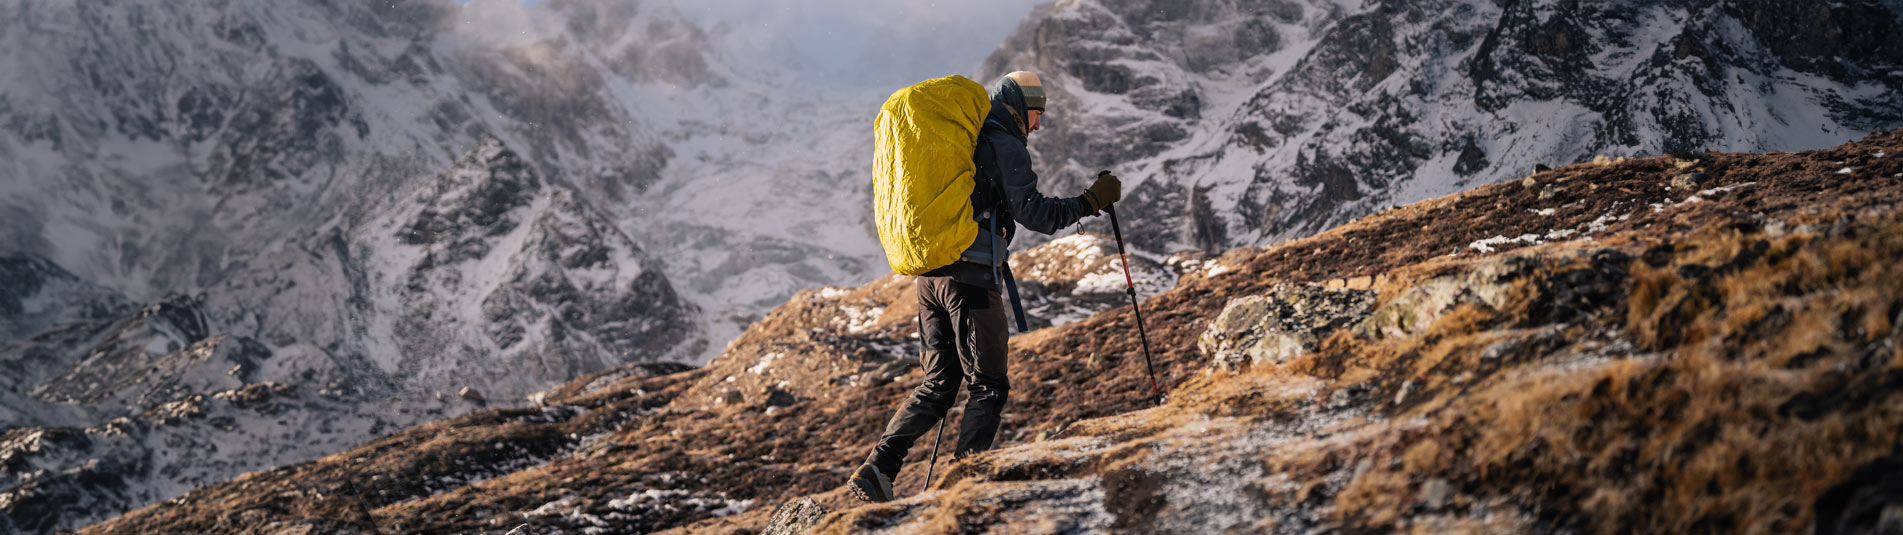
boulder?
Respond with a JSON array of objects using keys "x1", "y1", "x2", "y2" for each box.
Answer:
[
  {"x1": 1671, "y1": 172, "x2": 1711, "y2": 189},
  {"x1": 1358, "y1": 257, "x2": 1536, "y2": 340},
  {"x1": 1198, "y1": 284, "x2": 1376, "y2": 373}
]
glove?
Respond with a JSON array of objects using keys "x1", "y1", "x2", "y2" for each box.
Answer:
[{"x1": 1081, "y1": 170, "x2": 1122, "y2": 214}]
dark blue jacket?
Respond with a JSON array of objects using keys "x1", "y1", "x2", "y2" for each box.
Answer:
[{"x1": 925, "y1": 76, "x2": 1094, "y2": 290}]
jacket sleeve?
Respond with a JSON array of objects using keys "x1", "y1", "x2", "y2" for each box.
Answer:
[{"x1": 987, "y1": 134, "x2": 1093, "y2": 235}]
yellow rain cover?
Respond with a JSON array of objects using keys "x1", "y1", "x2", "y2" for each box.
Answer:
[{"x1": 872, "y1": 75, "x2": 992, "y2": 275}]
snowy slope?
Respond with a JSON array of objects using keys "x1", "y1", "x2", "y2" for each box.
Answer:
[
  {"x1": 979, "y1": 0, "x2": 1903, "y2": 253},
  {"x1": 0, "y1": 381, "x2": 480, "y2": 534}
]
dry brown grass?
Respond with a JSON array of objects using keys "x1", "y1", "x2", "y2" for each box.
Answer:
[{"x1": 1324, "y1": 208, "x2": 1903, "y2": 534}]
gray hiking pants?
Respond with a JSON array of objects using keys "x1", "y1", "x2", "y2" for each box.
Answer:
[{"x1": 866, "y1": 276, "x2": 1010, "y2": 481}]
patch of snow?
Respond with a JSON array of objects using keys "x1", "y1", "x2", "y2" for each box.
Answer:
[
  {"x1": 1586, "y1": 211, "x2": 1630, "y2": 233},
  {"x1": 1531, "y1": 208, "x2": 1557, "y2": 216},
  {"x1": 708, "y1": 499, "x2": 754, "y2": 517},
  {"x1": 747, "y1": 352, "x2": 783, "y2": 375},
  {"x1": 606, "y1": 488, "x2": 693, "y2": 510},
  {"x1": 1838, "y1": 167, "x2": 1856, "y2": 174},
  {"x1": 836, "y1": 304, "x2": 885, "y2": 334},
  {"x1": 529, "y1": 496, "x2": 582, "y2": 517},
  {"x1": 1469, "y1": 234, "x2": 1542, "y2": 253},
  {"x1": 1699, "y1": 181, "x2": 1755, "y2": 196}
]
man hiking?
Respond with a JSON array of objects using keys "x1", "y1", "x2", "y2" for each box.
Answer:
[{"x1": 851, "y1": 71, "x2": 1122, "y2": 502}]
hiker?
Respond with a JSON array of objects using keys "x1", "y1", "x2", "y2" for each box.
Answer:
[{"x1": 850, "y1": 71, "x2": 1122, "y2": 502}]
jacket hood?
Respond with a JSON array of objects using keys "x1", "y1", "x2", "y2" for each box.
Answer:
[{"x1": 985, "y1": 76, "x2": 1031, "y2": 140}]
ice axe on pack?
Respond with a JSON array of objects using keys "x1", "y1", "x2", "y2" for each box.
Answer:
[{"x1": 1099, "y1": 171, "x2": 1166, "y2": 406}]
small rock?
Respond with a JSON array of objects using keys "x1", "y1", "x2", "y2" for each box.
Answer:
[
  {"x1": 1420, "y1": 478, "x2": 1453, "y2": 509},
  {"x1": 1521, "y1": 175, "x2": 1539, "y2": 188},
  {"x1": 1394, "y1": 380, "x2": 1416, "y2": 405},
  {"x1": 1533, "y1": 163, "x2": 1551, "y2": 173},
  {"x1": 1345, "y1": 275, "x2": 1375, "y2": 290},
  {"x1": 1353, "y1": 459, "x2": 1374, "y2": 479},
  {"x1": 717, "y1": 389, "x2": 745, "y2": 405},
  {"x1": 1538, "y1": 184, "x2": 1558, "y2": 200},
  {"x1": 458, "y1": 386, "x2": 485, "y2": 404},
  {"x1": 760, "y1": 385, "x2": 797, "y2": 407},
  {"x1": 1670, "y1": 172, "x2": 1710, "y2": 189}
]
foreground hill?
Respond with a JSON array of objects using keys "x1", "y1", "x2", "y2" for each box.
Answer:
[{"x1": 83, "y1": 129, "x2": 1903, "y2": 534}]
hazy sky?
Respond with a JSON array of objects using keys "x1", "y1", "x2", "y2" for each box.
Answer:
[{"x1": 673, "y1": 0, "x2": 1037, "y2": 88}]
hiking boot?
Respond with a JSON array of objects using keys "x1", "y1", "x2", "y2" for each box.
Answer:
[{"x1": 848, "y1": 464, "x2": 894, "y2": 503}]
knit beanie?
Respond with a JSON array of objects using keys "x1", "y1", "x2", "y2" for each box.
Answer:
[{"x1": 1004, "y1": 71, "x2": 1044, "y2": 110}]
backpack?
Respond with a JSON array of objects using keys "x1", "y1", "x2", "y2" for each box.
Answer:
[{"x1": 871, "y1": 75, "x2": 992, "y2": 276}]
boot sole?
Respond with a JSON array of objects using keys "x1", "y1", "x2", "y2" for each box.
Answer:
[{"x1": 848, "y1": 475, "x2": 890, "y2": 503}]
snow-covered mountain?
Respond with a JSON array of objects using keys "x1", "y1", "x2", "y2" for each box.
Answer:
[
  {"x1": 0, "y1": 1, "x2": 883, "y2": 531},
  {"x1": 983, "y1": 0, "x2": 1903, "y2": 252},
  {"x1": 0, "y1": 0, "x2": 899, "y2": 397}
]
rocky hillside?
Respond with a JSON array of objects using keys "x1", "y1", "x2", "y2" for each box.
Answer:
[
  {"x1": 76, "y1": 130, "x2": 1903, "y2": 534},
  {"x1": 982, "y1": 0, "x2": 1903, "y2": 253}
]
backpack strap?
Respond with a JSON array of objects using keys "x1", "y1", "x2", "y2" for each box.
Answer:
[
  {"x1": 988, "y1": 208, "x2": 1031, "y2": 333},
  {"x1": 974, "y1": 126, "x2": 1032, "y2": 333}
]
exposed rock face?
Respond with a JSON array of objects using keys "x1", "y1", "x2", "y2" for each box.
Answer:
[
  {"x1": 197, "y1": 137, "x2": 705, "y2": 402},
  {"x1": 30, "y1": 296, "x2": 217, "y2": 405},
  {"x1": 354, "y1": 138, "x2": 702, "y2": 398},
  {"x1": 1198, "y1": 284, "x2": 1375, "y2": 372},
  {"x1": 980, "y1": 0, "x2": 1903, "y2": 253}
]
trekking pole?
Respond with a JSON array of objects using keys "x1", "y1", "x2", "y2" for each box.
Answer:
[
  {"x1": 1104, "y1": 204, "x2": 1166, "y2": 406},
  {"x1": 919, "y1": 312, "x2": 946, "y2": 491}
]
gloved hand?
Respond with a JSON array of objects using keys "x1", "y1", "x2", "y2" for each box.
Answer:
[{"x1": 1081, "y1": 170, "x2": 1122, "y2": 215}]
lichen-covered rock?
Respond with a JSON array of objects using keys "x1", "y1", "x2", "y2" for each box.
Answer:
[
  {"x1": 1198, "y1": 284, "x2": 1375, "y2": 372},
  {"x1": 761, "y1": 497, "x2": 826, "y2": 535},
  {"x1": 1358, "y1": 256, "x2": 1537, "y2": 340}
]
